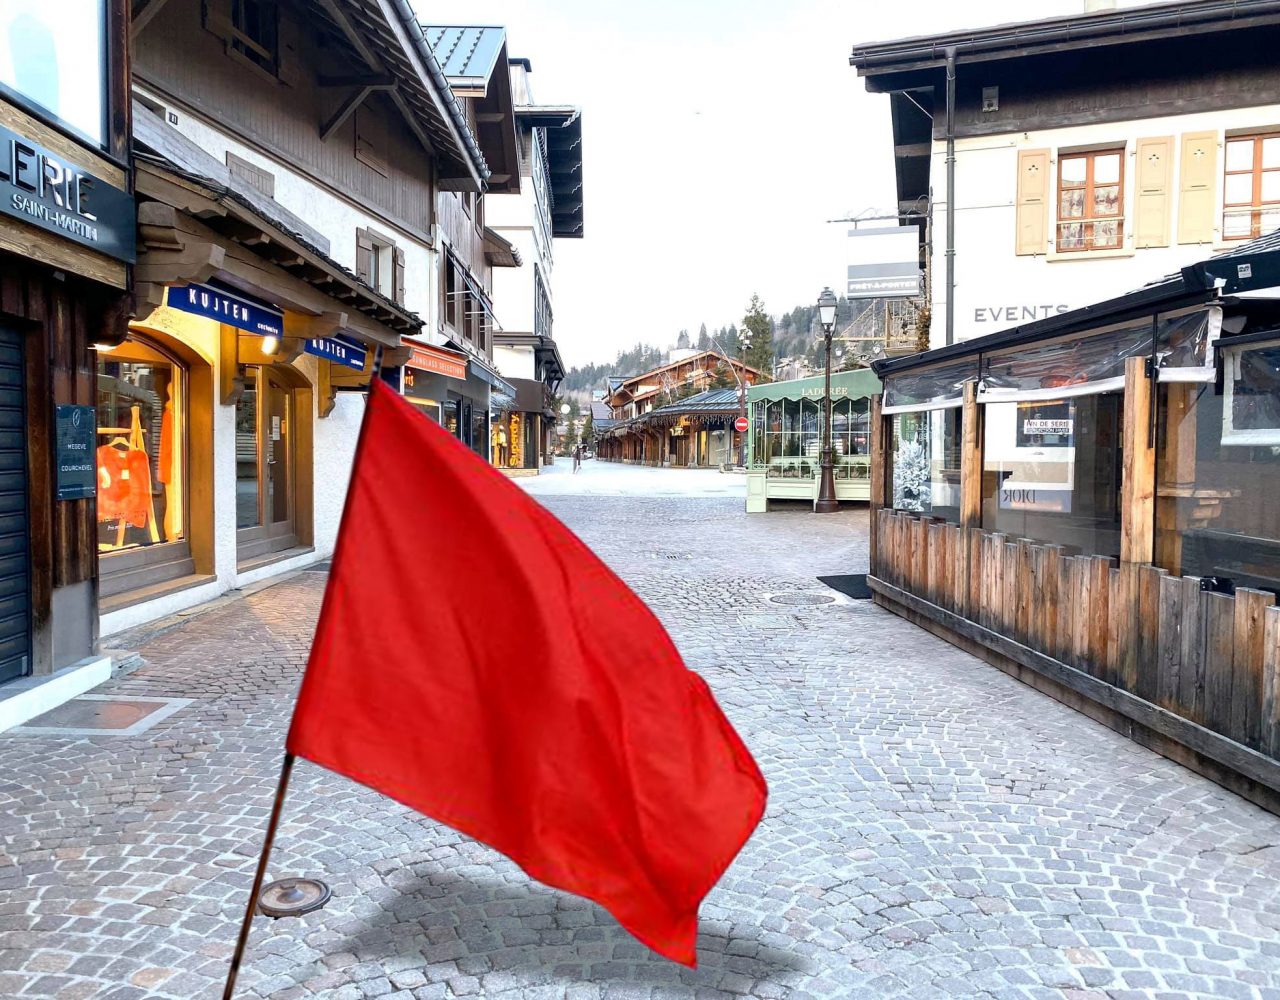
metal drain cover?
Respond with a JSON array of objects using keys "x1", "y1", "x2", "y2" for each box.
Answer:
[
  {"x1": 767, "y1": 593, "x2": 837, "y2": 606},
  {"x1": 258, "y1": 878, "x2": 331, "y2": 918}
]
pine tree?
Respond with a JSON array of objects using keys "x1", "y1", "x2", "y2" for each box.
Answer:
[
  {"x1": 741, "y1": 294, "x2": 774, "y2": 382},
  {"x1": 697, "y1": 323, "x2": 710, "y2": 350}
]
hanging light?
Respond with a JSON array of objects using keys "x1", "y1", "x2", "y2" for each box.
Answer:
[{"x1": 260, "y1": 335, "x2": 280, "y2": 355}]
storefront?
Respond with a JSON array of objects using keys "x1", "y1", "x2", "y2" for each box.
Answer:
[
  {"x1": 0, "y1": 2, "x2": 135, "y2": 726},
  {"x1": 746, "y1": 370, "x2": 880, "y2": 512},
  {"x1": 868, "y1": 235, "x2": 1280, "y2": 812},
  {"x1": 98, "y1": 115, "x2": 417, "y2": 634}
]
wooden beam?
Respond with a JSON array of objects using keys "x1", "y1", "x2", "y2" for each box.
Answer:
[
  {"x1": 284, "y1": 311, "x2": 349, "y2": 341},
  {"x1": 1121, "y1": 354, "x2": 1156, "y2": 564},
  {"x1": 131, "y1": 0, "x2": 172, "y2": 37},
  {"x1": 321, "y1": 85, "x2": 375, "y2": 142}
]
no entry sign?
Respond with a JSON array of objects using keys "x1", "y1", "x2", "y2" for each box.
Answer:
[{"x1": 734, "y1": 416, "x2": 749, "y2": 433}]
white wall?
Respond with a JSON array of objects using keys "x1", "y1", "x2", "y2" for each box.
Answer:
[
  {"x1": 930, "y1": 102, "x2": 1280, "y2": 346},
  {"x1": 494, "y1": 344, "x2": 536, "y2": 380}
]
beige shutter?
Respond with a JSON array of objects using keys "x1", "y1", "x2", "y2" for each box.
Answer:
[
  {"x1": 355, "y1": 229, "x2": 373, "y2": 283},
  {"x1": 393, "y1": 247, "x2": 406, "y2": 305},
  {"x1": 1177, "y1": 131, "x2": 1219, "y2": 245},
  {"x1": 1015, "y1": 148, "x2": 1050, "y2": 256},
  {"x1": 1134, "y1": 137, "x2": 1173, "y2": 248}
]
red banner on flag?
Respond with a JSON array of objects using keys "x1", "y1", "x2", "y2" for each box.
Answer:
[{"x1": 287, "y1": 380, "x2": 766, "y2": 965}]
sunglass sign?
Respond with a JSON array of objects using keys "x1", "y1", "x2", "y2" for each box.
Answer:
[{"x1": 0, "y1": 125, "x2": 136, "y2": 263}]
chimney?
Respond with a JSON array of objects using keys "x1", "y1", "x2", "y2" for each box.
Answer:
[{"x1": 1084, "y1": 0, "x2": 1118, "y2": 10}]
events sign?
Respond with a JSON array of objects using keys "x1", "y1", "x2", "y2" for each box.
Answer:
[{"x1": 167, "y1": 284, "x2": 283, "y2": 338}]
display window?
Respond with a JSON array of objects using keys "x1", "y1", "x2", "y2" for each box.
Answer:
[
  {"x1": 96, "y1": 337, "x2": 186, "y2": 553},
  {"x1": 981, "y1": 393, "x2": 1123, "y2": 558},
  {"x1": 235, "y1": 365, "x2": 299, "y2": 562},
  {"x1": 750, "y1": 397, "x2": 870, "y2": 479},
  {"x1": 891, "y1": 408, "x2": 962, "y2": 522}
]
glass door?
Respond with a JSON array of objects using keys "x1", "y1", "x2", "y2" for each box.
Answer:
[{"x1": 236, "y1": 367, "x2": 297, "y2": 563}]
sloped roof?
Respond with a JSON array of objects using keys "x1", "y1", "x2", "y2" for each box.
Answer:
[
  {"x1": 423, "y1": 26, "x2": 507, "y2": 94},
  {"x1": 648, "y1": 388, "x2": 743, "y2": 415}
]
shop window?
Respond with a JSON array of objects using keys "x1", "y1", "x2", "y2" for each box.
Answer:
[
  {"x1": 96, "y1": 339, "x2": 186, "y2": 553},
  {"x1": 890, "y1": 409, "x2": 962, "y2": 522},
  {"x1": 1057, "y1": 148, "x2": 1124, "y2": 251},
  {"x1": 749, "y1": 397, "x2": 870, "y2": 480},
  {"x1": 1157, "y1": 374, "x2": 1280, "y2": 594},
  {"x1": 981, "y1": 394, "x2": 1123, "y2": 558},
  {"x1": 1222, "y1": 133, "x2": 1280, "y2": 241}
]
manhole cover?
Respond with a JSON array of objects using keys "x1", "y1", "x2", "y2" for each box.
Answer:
[
  {"x1": 768, "y1": 593, "x2": 838, "y2": 606},
  {"x1": 258, "y1": 878, "x2": 331, "y2": 918},
  {"x1": 15, "y1": 695, "x2": 192, "y2": 736}
]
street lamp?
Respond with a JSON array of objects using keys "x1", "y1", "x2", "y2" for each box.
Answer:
[
  {"x1": 814, "y1": 287, "x2": 840, "y2": 513},
  {"x1": 736, "y1": 325, "x2": 752, "y2": 468}
]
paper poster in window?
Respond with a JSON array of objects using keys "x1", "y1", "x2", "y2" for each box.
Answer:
[{"x1": 1017, "y1": 400, "x2": 1074, "y2": 449}]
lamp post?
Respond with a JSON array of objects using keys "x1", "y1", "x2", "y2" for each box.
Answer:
[
  {"x1": 814, "y1": 287, "x2": 840, "y2": 513},
  {"x1": 736, "y1": 325, "x2": 752, "y2": 468}
]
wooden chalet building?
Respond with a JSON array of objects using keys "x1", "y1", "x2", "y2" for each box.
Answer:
[
  {"x1": 604, "y1": 350, "x2": 760, "y2": 422},
  {"x1": 598, "y1": 388, "x2": 746, "y2": 468}
]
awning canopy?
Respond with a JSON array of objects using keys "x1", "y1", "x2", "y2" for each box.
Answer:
[
  {"x1": 747, "y1": 369, "x2": 881, "y2": 404},
  {"x1": 469, "y1": 359, "x2": 516, "y2": 397}
]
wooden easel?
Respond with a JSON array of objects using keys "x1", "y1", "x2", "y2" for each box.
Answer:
[{"x1": 98, "y1": 404, "x2": 161, "y2": 547}]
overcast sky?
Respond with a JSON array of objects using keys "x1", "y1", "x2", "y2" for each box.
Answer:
[{"x1": 459, "y1": 0, "x2": 1137, "y2": 366}]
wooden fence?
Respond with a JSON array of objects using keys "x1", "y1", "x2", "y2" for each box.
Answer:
[{"x1": 873, "y1": 508, "x2": 1280, "y2": 765}]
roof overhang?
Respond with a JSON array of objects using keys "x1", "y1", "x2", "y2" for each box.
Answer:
[
  {"x1": 424, "y1": 26, "x2": 521, "y2": 194},
  {"x1": 483, "y1": 227, "x2": 522, "y2": 268},
  {"x1": 519, "y1": 105, "x2": 584, "y2": 238},
  {"x1": 851, "y1": 0, "x2": 1280, "y2": 91},
  {"x1": 302, "y1": 0, "x2": 488, "y2": 191}
]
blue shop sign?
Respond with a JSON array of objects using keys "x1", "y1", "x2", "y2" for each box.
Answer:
[
  {"x1": 305, "y1": 335, "x2": 367, "y2": 371},
  {"x1": 167, "y1": 284, "x2": 283, "y2": 337}
]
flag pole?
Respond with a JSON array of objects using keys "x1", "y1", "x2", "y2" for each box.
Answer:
[{"x1": 221, "y1": 753, "x2": 296, "y2": 999}]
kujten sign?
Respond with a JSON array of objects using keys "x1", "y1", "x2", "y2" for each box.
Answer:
[
  {"x1": 167, "y1": 284, "x2": 284, "y2": 337},
  {"x1": 0, "y1": 126, "x2": 135, "y2": 262},
  {"x1": 305, "y1": 335, "x2": 367, "y2": 371}
]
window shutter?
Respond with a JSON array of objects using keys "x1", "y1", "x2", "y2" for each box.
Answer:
[
  {"x1": 393, "y1": 247, "x2": 406, "y2": 305},
  {"x1": 355, "y1": 229, "x2": 373, "y2": 283},
  {"x1": 1177, "y1": 131, "x2": 1218, "y2": 245},
  {"x1": 202, "y1": 0, "x2": 235, "y2": 43},
  {"x1": 1015, "y1": 148, "x2": 1050, "y2": 256},
  {"x1": 1134, "y1": 136, "x2": 1173, "y2": 248}
]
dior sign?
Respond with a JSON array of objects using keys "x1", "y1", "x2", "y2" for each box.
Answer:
[{"x1": 0, "y1": 125, "x2": 134, "y2": 262}]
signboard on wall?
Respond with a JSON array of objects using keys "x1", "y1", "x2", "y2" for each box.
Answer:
[
  {"x1": 404, "y1": 342, "x2": 467, "y2": 380},
  {"x1": 847, "y1": 226, "x2": 921, "y2": 299},
  {"x1": 167, "y1": 284, "x2": 284, "y2": 337},
  {"x1": 0, "y1": 125, "x2": 134, "y2": 262},
  {"x1": 1016, "y1": 400, "x2": 1075, "y2": 448},
  {"x1": 55, "y1": 404, "x2": 95, "y2": 500},
  {"x1": 305, "y1": 335, "x2": 367, "y2": 371}
]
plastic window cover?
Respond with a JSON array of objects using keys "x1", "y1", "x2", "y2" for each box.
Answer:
[
  {"x1": 1222, "y1": 336, "x2": 1280, "y2": 445},
  {"x1": 1155, "y1": 307, "x2": 1220, "y2": 383},
  {"x1": 977, "y1": 319, "x2": 1151, "y2": 403},
  {"x1": 882, "y1": 359, "x2": 978, "y2": 414}
]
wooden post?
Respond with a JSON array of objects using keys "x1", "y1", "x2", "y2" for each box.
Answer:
[
  {"x1": 959, "y1": 381, "x2": 982, "y2": 529},
  {"x1": 1121, "y1": 355, "x2": 1155, "y2": 564},
  {"x1": 869, "y1": 394, "x2": 886, "y2": 576}
]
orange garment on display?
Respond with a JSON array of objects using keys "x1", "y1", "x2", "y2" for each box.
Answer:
[{"x1": 97, "y1": 445, "x2": 153, "y2": 529}]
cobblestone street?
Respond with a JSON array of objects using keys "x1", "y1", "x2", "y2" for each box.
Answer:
[{"x1": 4, "y1": 465, "x2": 1280, "y2": 999}]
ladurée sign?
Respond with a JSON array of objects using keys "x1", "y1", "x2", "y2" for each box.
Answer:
[{"x1": 0, "y1": 126, "x2": 135, "y2": 262}]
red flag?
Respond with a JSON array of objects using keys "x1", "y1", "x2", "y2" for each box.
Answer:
[{"x1": 287, "y1": 379, "x2": 767, "y2": 966}]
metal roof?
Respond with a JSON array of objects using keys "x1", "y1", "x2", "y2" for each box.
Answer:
[
  {"x1": 873, "y1": 230, "x2": 1280, "y2": 378},
  {"x1": 647, "y1": 388, "x2": 743, "y2": 415},
  {"x1": 422, "y1": 26, "x2": 508, "y2": 95}
]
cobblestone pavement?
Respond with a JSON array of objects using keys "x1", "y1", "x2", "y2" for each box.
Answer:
[{"x1": 4, "y1": 485, "x2": 1280, "y2": 999}]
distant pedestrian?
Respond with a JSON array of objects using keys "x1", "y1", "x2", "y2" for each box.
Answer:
[{"x1": 573, "y1": 444, "x2": 582, "y2": 473}]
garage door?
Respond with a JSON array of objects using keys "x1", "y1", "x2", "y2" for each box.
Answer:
[{"x1": 0, "y1": 328, "x2": 29, "y2": 684}]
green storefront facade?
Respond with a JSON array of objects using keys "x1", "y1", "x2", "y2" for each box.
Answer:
[{"x1": 746, "y1": 369, "x2": 881, "y2": 512}]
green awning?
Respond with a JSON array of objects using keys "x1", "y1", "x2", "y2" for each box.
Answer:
[{"x1": 747, "y1": 368, "x2": 880, "y2": 403}]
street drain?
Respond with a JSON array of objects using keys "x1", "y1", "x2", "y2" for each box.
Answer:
[
  {"x1": 767, "y1": 593, "x2": 838, "y2": 607},
  {"x1": 14, "y1": 695, "x2": 193, "y2": 737}
]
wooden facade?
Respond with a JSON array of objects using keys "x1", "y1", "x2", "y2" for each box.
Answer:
[{"x1": 868, "y1": 245, "x2": 1280, "y2": 812}]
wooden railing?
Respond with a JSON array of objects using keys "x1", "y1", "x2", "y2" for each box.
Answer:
[{"x1": 873, "y1": 507, "x2": 1280, "y2": 768}]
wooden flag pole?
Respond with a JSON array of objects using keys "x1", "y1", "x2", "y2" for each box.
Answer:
[{"x1": 222, "y1": 753, "x2": 296, "y2": 999}]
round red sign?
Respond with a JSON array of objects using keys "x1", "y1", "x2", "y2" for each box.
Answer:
[{"x1": 734, "y1": 416, "x2": 749, "y2": 433}]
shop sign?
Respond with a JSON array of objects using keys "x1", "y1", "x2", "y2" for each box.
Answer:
[
  {"x1": 1016, "y1": 400, "x2": 1074, "y2": 448},
  {"x1": 55, "y1": 404, "x2": 96, "y2": 500},
  {"x1": 405, "y1": 343, "x2": 467, "y2": 380},
  {"x1": 305, "y1": 335, "x2": 367, "y2": 371},
  {"x1": 0, "y1": 125, "x2": 135, "y2": 262},
  {"x1": 800, "y1": 386, "x2": 849, "y2": 398},
  {"x1": 167, "y1": 284, "x2": 283, "y2": 337},
  {"x1": 847, "y1": 226, "x2": 921, "y2": 299},
  {"x1": 998, "y1": 486, "x2": 1072, "y2": 514}
]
